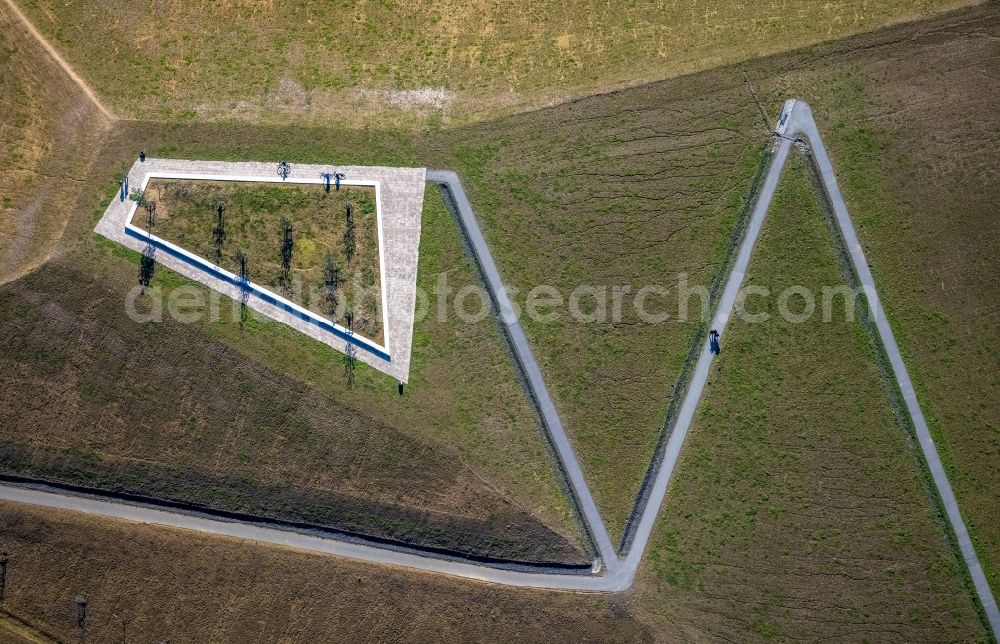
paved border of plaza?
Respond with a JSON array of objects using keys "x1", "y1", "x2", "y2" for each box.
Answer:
[
  {"x1": 94, "y1": 158, "x2": 426, "y2": 383},
  {"x1": 2, "y1": 101, "x2": 996, "y2": 635}
]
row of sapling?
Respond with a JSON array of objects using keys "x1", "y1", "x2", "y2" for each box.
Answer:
[
  {"x1": 200, "y1": 192, "x2": 357, "y2": 306},
  {"x1": 129, "y1": 188, "x2": 159, "y2": 291},
  {"x1": 322, "y1": 198, "x2": 357, "y2": 320},
  {"x1": 130, "y1": 185, "x2": 366, "y2": 360},
  {"x1": 338, "y1": 199, "x2": 359, "y2": 387}
]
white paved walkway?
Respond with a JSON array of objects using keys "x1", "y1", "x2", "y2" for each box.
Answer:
[{"x1": 94, "y1": 158, "x2": 425, "y2": 382}]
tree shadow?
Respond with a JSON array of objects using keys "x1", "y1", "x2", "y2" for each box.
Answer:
[
  {"x1": 138, "y1": 244, "x2": 156, "y2": 292},
  {"x1": 236, "y1": 248, "x2": 250, "y2": 330},
  {"x1": 344, "y1": 309, "x2": 357, "y2": 388}
]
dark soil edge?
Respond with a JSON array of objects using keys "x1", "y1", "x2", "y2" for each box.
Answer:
[{"x1": 0, "y1": 474, "x2": 593, "y2": 575}]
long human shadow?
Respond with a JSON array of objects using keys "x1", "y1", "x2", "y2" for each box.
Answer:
[{"x1": 138, "y1": 244, "x2": 156, "y2": 291}]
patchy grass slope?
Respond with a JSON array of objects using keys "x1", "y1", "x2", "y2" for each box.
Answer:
[
  {"x1": 13, "y1": 0, "x2": 974, "y2": 126},
  {"x1": 637, "y1": 157, "x2": 985, "y2": 641}
]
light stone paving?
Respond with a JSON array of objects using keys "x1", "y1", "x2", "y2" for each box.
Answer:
[{"x1": 95, "y1": 158, "x2": 426, "y2": 382}]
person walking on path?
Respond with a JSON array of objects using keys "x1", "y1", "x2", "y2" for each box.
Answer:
[{"x1": 709, "y1": 329, "x2": 721, "y2": 356}]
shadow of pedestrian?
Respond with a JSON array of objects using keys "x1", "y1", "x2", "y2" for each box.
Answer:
[{"x1": 138, "y1": 244, "x2": 156, "y2": 292}]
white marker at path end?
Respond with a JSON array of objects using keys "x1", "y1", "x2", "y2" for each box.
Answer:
[{"x1": 775, "y1": 98, "x2": 796, "y2": 136}]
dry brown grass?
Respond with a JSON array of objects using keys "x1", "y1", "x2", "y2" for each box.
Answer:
[
  {"x1": 0, "y1": 611, "x2": 57, "y2": 644},
  {"x1": 11, "y1": 0, "x2": 977, "y2": 128},
  {"x1": 0, "y1": 502, "x2": 648, "y2": 643},
  {"x1": 0, "y1": 3, "x2": 108, "y2": 285}
]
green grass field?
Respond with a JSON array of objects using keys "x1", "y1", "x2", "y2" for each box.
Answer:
[
  {"x1": 751, "y1": 4, "x2": 1000, "y2": 593},
  {"x1": 435, "y1": 80, "x2": 767, "y2": 544},
  {"x1": 434, "y1": 1, "x2": 1000, "y2": 584},
  {"x1": 635, "y1": 156, "x2": 985, "y2": 640}
]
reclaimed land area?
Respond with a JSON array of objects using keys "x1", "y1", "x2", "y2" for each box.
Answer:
[
  {"x1": 0, "y1": 177, "x2": 587, "y2": 565},
  {"x1": 12, "y1": 0, "x2": 969, "y2": 127},
  {"x1": 634, "y1": 157, "x2": 985, "y2": 640},
  {"x1": 752, "y1": 4, "x2": 1000, "y2": 593},
  {"x1": 0, "y1": 2, "x2": 996, "y2": 641}
]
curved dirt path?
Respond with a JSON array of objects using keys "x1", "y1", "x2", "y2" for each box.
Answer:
[
  {"x1": 0, "y1": 0, "x2": 112, "y2": 120},
  {"x1": 1, "y1": 101, "x2": 995, "y2": 635},
  {"x1": 0, "y1": 0, "x2": 113, "y2": 286}
]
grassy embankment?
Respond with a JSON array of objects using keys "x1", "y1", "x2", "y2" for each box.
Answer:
[
  {"x1": 0, "y1": 3, "x2": 996, "y2": 639},
  {"x1": 437, "y1": 82, "x2": 767, "y2": 544},
  {"x1": 635, "y1": 157, "x2": 986, "y2": 640},
  {"x1": 752, "y1": 1, "x2": 1000, "y2": 593},
  {"x1": 14, "y1": 0, "x2": 972, "y2": 127},
  {"x1": 0, "y1": 0, "x2": 589, "y2": 556},
  {"x1": 0, "y1": 3, "x2": 107, "y2": 284},
  {"x1": 0, "y1": 175, "x2": 585, "y2": 562},
  {"x1": 0, "y1": 502, "x2": 648, "y2": 644}
]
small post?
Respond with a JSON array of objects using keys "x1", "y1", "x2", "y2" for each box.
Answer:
[
  {"x1": 139, "y1": 151, "x2": 146, "y2": 163},
  {"x1": 75, "y1": 595, "x2": 87, "y2": 642},
  {"x1": 112, "y1": 612, "x2": 126, "y2": 644},
  {"x1": 397, "y1": 382, "x2": 404, "y2": 396},
  {"x1": 0, "y1": 552, "x2": 8, "y2": 603}
]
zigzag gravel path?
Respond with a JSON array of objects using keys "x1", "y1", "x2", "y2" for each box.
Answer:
[{"x1": 1, "y1": 100, "x2": 995, "y2": 637}]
